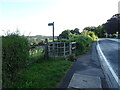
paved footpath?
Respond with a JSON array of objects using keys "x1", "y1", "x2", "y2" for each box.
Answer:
[{"x1": 58, "y1": 41, "x2": 109, "y2": 89}]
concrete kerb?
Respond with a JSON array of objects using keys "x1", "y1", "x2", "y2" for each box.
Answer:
[{"x1": 96, "y1": 39, "x2": 120, "y2": 88}]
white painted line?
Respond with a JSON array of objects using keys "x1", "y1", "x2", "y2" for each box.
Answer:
[{"x1": 97, "y1": 40, "x2": 120, "y2": 87}]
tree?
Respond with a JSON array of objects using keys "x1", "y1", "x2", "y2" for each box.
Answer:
[
  {"x1": 57, "y1": 30, "x2": 73, "y2": 40},
  {"x1": 70, "y1": 28, "x2": 80, "y2": 35},
  {"x1": 105, "y1": 14, "x2": 120, "y2": 35},
  {"x1": 95, "y1": 24, "x2": 106, "y2": 38},
  {"x1": 73, "y1": 28, "x2": 80, "y2": 35},
  {"x1": 83, "y1": 26, "x2": 96, "y2": 31},
  {"x1": 83, "y1": 25, "x2": 106, "y2": 38},
  {"x1": 57, "y1": 28, "x2": 81, "y2": 40},
  {"x1": 81, "y1": 30, "x2": 98, "y2": 40}
]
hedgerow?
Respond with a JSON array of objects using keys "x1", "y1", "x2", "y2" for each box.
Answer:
[
  {"x1": 69, "y1": 35, "x2": 92, "y2": 55},
  {"x1": 2, "y1": 32, "x2": 29, "y2": 86}
]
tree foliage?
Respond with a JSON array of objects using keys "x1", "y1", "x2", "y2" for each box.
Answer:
[
  {"x1": 57, "y1": 30, "x2": 73, "y2": 40},
  {"x1": 71, "y1": 28, "x2": 80, "y2": 35},
  {"x1": 105, "y1": 14, "x2": 120, "y2": 35},
  {"x1": 57, "y1": 28, "x2": 80, "y2": 40},
  {"x1": 69, "y1": 35, "x2": 92, "y2": 54},
  {"x1": 81, "y1": 30, "x2": 98, "y2": 40},
  {"x1": 83, "y1": 25, "x2": 106, "y2": 38}
]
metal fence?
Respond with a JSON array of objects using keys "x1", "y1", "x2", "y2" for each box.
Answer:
[{"x1": 48, "y1": 42, "x2": 76, "y2": 57}]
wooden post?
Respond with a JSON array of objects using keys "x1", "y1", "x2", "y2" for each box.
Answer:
[
  {"x1": 64, "y1": 42, "x2": 65, "y2": 56},
  {"x1": 69, "y1": 42, "x2": 72, "y2": 55},
  {"x1": 44, "y1": 38, "x2": 48, "y2": 60},
  {"x1": 57, "y1": 42, "x2": 58, "y2": 56}
]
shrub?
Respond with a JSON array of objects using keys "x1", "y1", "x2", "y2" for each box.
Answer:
[
  {"x1": 69, "y1": 35, "x2": 92, "y2": 55},
  {"x1": 81, "y1": 30, "x2": 98, "y2": 41},
  {"x1": 2, "y1": 32, "x2": 29, "y2": 82},
  {"x1": 67, "y1": 54, "x2": 76, "y2": 61},
  {"x1": 112, "y1": 34, "x2": 117, "y2": 38}
]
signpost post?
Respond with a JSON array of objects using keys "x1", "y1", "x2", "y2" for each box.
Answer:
[{"x1": 48, "y1": 22, "x2": 54, "y2": 42}]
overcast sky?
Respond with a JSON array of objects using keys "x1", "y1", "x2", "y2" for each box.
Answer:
[{"x1": 0, "y1": 0, "x2": 119, "y2": 36}]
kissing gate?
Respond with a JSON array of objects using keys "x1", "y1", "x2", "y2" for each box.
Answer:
[{"x1": 48, "y1": 42, "x2": 76, "y2": 57}]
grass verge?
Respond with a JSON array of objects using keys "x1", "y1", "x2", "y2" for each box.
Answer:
[{"x1": 5, "y1": 58, "x2": 72, "y2": 88}]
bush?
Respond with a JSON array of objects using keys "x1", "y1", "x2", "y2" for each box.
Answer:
[
  {"x1": 69, "y1": 35, "x2": 92, "y2": 55},
  {"x1": 67, "y1": 54, "x2": 76, "y2": 61},
  {"x1": 81, "y1": 30, "x2": 98, "y2": 41},
  {"x1": 2, "y1": 32, "x2": 29, "y2": 82},
  {"x1": 112, "y1": 34, "x2": 117, "y2": 38}
]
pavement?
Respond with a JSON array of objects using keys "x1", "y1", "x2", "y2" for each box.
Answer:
[{"x1": 57, "y1": 41, "x2": 109, "y2": 89}]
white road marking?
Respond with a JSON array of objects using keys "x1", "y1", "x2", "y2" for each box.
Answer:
[{"x1": 97, "y1": 40, "x2": 120, "y2": 87}]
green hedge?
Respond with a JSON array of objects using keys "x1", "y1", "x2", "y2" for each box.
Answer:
[
  {"x1": 81, "y1": 30, "x2": 98, "y2": 41},
  {"x1": 2, "y1": 33, "x2": 29, "y2": 82},
  {"x1": 69, "y1": 35, "x2": 92, "y2": 55}
]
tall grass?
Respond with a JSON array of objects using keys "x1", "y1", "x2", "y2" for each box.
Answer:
[{"x1": 3, "y1": 58, "x2": 72, "y2": 88}]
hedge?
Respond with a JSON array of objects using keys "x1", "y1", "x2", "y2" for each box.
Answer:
[
  {"x1": 2, "y1": 33, "x2": 29, "y2": 83},
  {"x1": 69, "y1": 35, "x2": 92, "y2": 55}
]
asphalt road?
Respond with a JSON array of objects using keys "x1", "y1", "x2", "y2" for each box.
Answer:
[
  {"x1": 98, "y1": 38, "x2": 120, "y2": 88},
  {"x1": 97, "y1": 38, "x2": 120, "y2": 90}
]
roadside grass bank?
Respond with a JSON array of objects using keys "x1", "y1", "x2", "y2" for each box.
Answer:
[
  {"x1": 4, "y1": 58, "x2": 72, "y2": 88},
  {"x1": 2, "y1": 30, "x2": 97, "y2": 88}
]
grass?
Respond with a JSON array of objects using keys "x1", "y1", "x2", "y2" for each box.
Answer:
[{"x1": 6, "y1": 58, "x2": 72, "y2": 88}]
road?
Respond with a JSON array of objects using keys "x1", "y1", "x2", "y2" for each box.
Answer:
[{"x1": 97, "y1": 38, "x2": 120, "y2": 88}]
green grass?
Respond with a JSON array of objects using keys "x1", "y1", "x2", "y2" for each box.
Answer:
[{"x1": 6, "y1": 58, "x2": 72, "y2": 88}]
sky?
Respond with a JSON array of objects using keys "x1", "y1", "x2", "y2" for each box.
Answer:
[{"x1": 0, "y1": 0, "x2": 119, "y2": 36}]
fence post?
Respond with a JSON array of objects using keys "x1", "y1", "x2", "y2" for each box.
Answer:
[
  {"x1": 64, "y1": 42, "x2": 65, "y2": 56},
  {"x1": 69, "y1": 42, "x2": 72, "y2": 55},
  {"x1": 44, "y1": 38, "x2": 48, "y2": 60}
]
